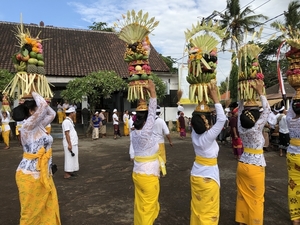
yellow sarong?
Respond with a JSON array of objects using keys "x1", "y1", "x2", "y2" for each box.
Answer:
[
  {"x1": 158, "y1": 143, "x2": 166, "y2": 163},
  {"x1": 124, "y1": 117, "x2": 129, "y2": 136},
  {"x1": 57, "y1": 111, "x2": 64, "y2": 124},
  {"x1": 235, "y1": 162, "x2": 265, "y2": 225},
  {"x1": 287, "y1": 152, "x2": 300, "y2": 220},
  {"x1": 190, "y1": 176, "x2": 219, "y2": 225},
  {"x1": 132, "y1": 172, "x2": 160, "y2": 225},
  {"x1": 290, "y1": 138, "x2": 300, "y2": 147},
  {"x1": 16, "y1": 147, "x2": 61, "y2": 225},
  {"x1": 45, "y1": 126, "x2": 51, "y2": 135},
  {"x1": 16, "y1": 124, "x2": 22, "y2": 136},
  {"x1": 2, "y1": 130, "x2": 10, "y2": 147}
]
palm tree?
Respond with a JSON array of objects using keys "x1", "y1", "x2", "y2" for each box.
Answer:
[
  {"x1": 88, "y1": 22, "x2": 114, "y2": 32},
  {"x1": 220, "y1": 0, "x2": 268, "y2": 53},
  {"x1": 271, "y1": 0, "x2": 300, "y2": 31}
]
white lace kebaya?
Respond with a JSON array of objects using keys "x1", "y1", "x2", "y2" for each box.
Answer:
[
  {"x1": 286, "y1": 100, "x2": 300, "y2": 154},
  {"x1": 131, "y1": 98, "x2": 160, "y2": 176},
  {"x1": 16, "y1": 92, "x2": 56, "y2": 179},
  {"x1": 238, "y1": 95, "x2": 271, "y2": 167}
]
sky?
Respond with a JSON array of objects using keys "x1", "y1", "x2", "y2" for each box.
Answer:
[{"x1": 0, "y1": 0, "x2": 291, "y2": 83}]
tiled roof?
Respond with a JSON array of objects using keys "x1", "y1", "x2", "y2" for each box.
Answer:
[
  {"x1": 265, "y1": 81, "x2": 295, "y2": 99},
  {"x1": 0, "y1": 22, "x2": 170, "y2": 78}
]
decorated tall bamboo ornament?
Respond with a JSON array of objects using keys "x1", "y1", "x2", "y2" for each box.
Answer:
[
  {"x1": 278, "y1": 25, "x2": 300, "y2": 99},
  {"x1": 114, "y1": 10, "x2": 159, "y2": 110},
  {"x1": 2, "y1": 15, "x2": 53, "y2": 100},
  {"x1": 235, "y1": 28, "x2": 269, "y2": 107},
  {"x1": 184, "y1": 20, "x2": 227, "y2": 112}
]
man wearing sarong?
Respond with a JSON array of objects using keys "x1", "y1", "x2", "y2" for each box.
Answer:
[
  {"x1": 131, "y1": 81, "x2": 163, "y2": 225},
  {"x1": 153, "y1": 106, "x2": 172, "y2": 164},
  {"x1": 92, "y1": 111, "x2": 101, "y2": 140},
  {"x1": 229, "y1": 107, "x2": 244, "y2": 160},
  {"x1": 286, "y1": 98, "x2": 300, "y2": 225},
  {"x1": 62, "y1": 107, "x2": 79, "y2": 179},
  {"x1": 113, "y1": 109, "x2": 121, "y2": 139},
  {"x1": 14, "y1": 92, "x2": 61, "y2": 225},
  {"x1": 235, "y1": 80, "x2": 270, "y2": 225},
  {"x1": 190, "y1": 84, "x2": 226, "y2": 225},
  {"x1": 0, "y1": 110, "x2": 11, "y2": 149}
]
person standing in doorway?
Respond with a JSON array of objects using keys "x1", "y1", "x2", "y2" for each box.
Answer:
[
  {"x1": 113, "y1": 109, "x2": 121, "y2": 139},
  {"x1": 62, "y1": 107, "x2": 79, "y2": 179}
]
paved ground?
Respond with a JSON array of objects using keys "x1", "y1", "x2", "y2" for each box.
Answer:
[{"x1": 0, "y1": 124, "x2": 291, "y2": 225}]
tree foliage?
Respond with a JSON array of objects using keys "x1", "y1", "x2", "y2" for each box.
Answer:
[
  {"x1": 258, "y1": 39, "x2": 288, "y2": 88},
  {"x1": 220, "y1": 0, "x2": 268, "y2": 52},
  {"x1": 160, "y1": 54, "x2": 178, "y2": 73},
  {"x1": 219, "y1": 77, "x2": 229, "y2": 95},
  {"x1": 0, "y1": 69, "x2": 14, "y2": 99},
  {"x1": 229, "y1": 52, "x2": 239, "y2": 102},
  {"x1": 151, "y1": 73, "x2": 167, "y2": 104},
  {"x1": 271, "y1": 1, "x2": 300, "y2": 30},
  {"x1": 88, "y1": 22, "x2": 114, "y2": 32},
  {"x1": 61, "y1": 71, "x2": 127, "y2": 111}
]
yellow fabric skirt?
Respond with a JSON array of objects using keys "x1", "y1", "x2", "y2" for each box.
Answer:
[
  {"x1": 16, "y1": 170, "x2": 61, "y2": 225},
  {"x1": 287, "y1": 152, "x2": 300, "y2": 220},
  {"x1": 57, "y1": 111, "x2": 64, "y2": 124},
  {"x1": 2, "y1": 130, "x2": 10, "y2": 147},
  {"x1": 123, "y1": 120, "x2": 129, "y2": 136},
  {"x1": 235, "y1": 162, "x2": 265, "y2": 225},
  {"x1": 190, "y1": 176, "x2": 219, "y2": 225},
  {"x1": 45, "y1": 126, "x2": 51, "y2": 135},
  {"x1": 132, "y1": 172, "x2": 160, "y2": 225},
  {"x1": 158, "y1": 143, "x2": 166, "y2": 164}
]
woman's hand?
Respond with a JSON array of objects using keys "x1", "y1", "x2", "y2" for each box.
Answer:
[
  {"x1": 252, "y1": 79, "x2": 264, "y2": 96},
  {"x1": 209, "y1": 83, "x2": 220, "y2": 104},
  {"x1": 145, "y1": 80, "x2": 156, "y2": 98}
]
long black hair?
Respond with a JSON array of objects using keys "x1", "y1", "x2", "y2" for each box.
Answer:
[
  {"x1": 191, "y1": 112, "x2": 211, "y2": 134},
  {"x1": 133, "y1": 111, "x2": 148, "y2": 130},
  {"x1": 292, "y1": 99, "x2": 300, "y2": 115},
  {"x1": 12, "y1": 100, "x2": 37, "y2": 121}
]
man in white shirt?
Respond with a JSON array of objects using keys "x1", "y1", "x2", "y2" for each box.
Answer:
[
  {"x1": 277, "y1": 107, "x2": 290, "y2": 156},
  {"x1": 62, "y1": 107, "x2": 79, "y2": 179},
  {"x1": 153, "y1": 106, "x2": 172, "y2": 164},
  {"x1": 112, "y1": 109, "x2": 121, "y2": 139},
  {"x1": 128, "y1": 111, "x2": 136, "y2": 160}
]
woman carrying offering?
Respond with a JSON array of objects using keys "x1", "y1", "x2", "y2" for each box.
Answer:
[
  {"x1": 235, "y1": 80, "x2": 271, "y2": 225},
  {"x1": 131, "y1": 80, "x2": 164, "y2": 225},
  {"x1": 286, "y1": 99, "x2": 300, "y2": 225},
  {"x1": 0, "y1": 110, "x2": 11, "y2": 149},
  {"x1": 190, "y1": 83, "x2": 227, "y2": 225},
  {"x1": 13, "y1": 92, "x2": 61, "y2": 225},
  {"x1": 123, "y1": 110, "x2": 130, "y2": 136}
]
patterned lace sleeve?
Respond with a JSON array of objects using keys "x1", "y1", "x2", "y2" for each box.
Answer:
[
  {"x1": 7, "y1": 110, "x2": 10, "y2": 120},
  {"x1": 286, "y1": 99, "x2": 296, "y2": 127},
  {"x1": 23, "y1": 92, "x2": 54, "y2": 130},
  {"x1": 254, "y1": 95, "x2": 271, "y2": 131},
  {"x1": 142, "y1": 98, "x2": 157, "y2": 136}
]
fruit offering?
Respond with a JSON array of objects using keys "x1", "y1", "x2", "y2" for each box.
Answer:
[
  {"x1": 279, "y1": 25, "x2": 300, "y2": 99},
  {"x1": 237, "y1": 42, "x2": 265, "y2": 103},
  {"x1": 3, "y1": 16, "x2": 53, "y2": 99},
  {"x1": 185, "y1": 20, "x2": 227, "y2": 105},
  {"x1": 115, "y1": 10, "x2": 159, "y2": 101}
]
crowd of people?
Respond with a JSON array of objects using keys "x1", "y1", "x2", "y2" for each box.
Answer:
[{"x1": 1, "y1": 78, "x2": 300, "y2": 225}]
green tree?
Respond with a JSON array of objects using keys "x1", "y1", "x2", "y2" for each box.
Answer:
[
  {"x1": 88, "y1": 22, "x2": 114, "y2": 32},
  {"x1": 0, "y1": 69, "x2": 14, "y2": 99},
  {"x1": 219, "y1": 77, "x2": 229, "y2": 95},
  {"x1": 258, "y1": 39, "x2": 288, "y2": 88},
  {"x1": 271, "y1": 1, "x2": 300, "y2": 30},
  {"x1": 151, "y1": 73, "x2": 167, "y2": 104},
  {"x1": 160, "y1": 54, "x2": 177, "y2": 73},
  {"x1": 229, "y1": 52, "x2": 239, "y2": 102},
  {"x1": 61, "y1": 70, "x2": 127, "y2": 112},
  {"x1": 220, "y1": 0, "x2": 268, "y2": 52}
]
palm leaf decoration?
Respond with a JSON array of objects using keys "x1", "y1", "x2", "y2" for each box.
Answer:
[{"x1": 115, "y1": 10, "x2": 159, "y2": 44}]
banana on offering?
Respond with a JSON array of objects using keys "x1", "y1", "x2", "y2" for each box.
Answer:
[
  {"x1": 4, "y1": 15, "x2": 53, "y2": 99},
  {"x1": 114, "y1": 10, "x2": 159, "y2": 102}
]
